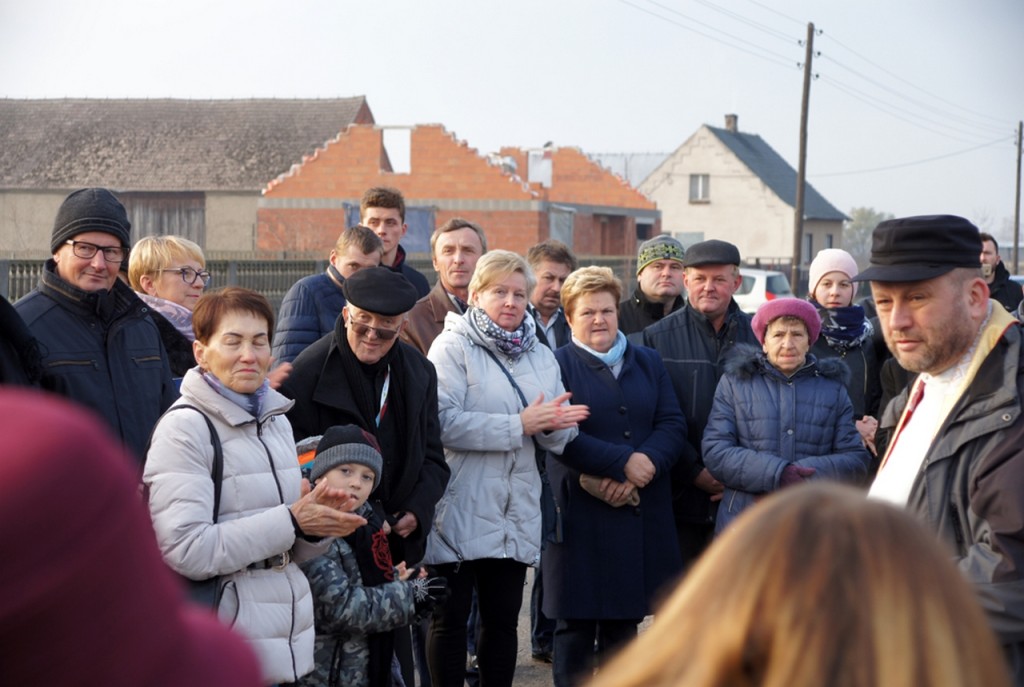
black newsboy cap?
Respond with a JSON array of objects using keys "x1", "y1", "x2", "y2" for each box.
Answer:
[
  {"x1": 853, "y1": 215, "x2": 982, "y2": 283},
  {"x1": 681, "y1": 239, "x2": 741, "y2": 267},
  {"x1": 341, "y1": 267, "x2": 419, "y2": 315}
]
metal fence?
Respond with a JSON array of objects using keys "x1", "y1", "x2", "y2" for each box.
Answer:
[{"x1": 2, "y1": 255, "x2": 640, "y2": 314}]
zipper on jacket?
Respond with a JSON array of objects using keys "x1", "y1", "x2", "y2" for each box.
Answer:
[
  {"x1": 435, "y1": 527, "x2": 464, "y2": 571},
  {"x1": 132, "y1": 354, "x2": 163, "y2": 366},
  {"x1": 47, "y1": 359, "x2": 98, "y2": 369},
  {"x1": 257, "y1": 419, "x2": 286, "y2": 504},
  {"x1": 949, "y1": 503, "x2": 967, "y2": 554}
]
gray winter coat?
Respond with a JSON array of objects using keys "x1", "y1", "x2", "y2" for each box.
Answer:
[
  {"x1": 144, "y1": 369, "x2": 329, "y2": 684},
  {"x1": 703, "y1": 346, "x2": 870, "y2": 532},
  {"x1": 424, "y1": 311, "x2": 577, "y2": 566}
]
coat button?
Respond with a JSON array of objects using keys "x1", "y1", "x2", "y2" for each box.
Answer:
[
  {"x1": 623, "y1": 430, "x2": 632, "y2": 438},
  {"x1": 1003, "y1": 413, "x2": 1013, "y2": 422},
  {"x1": 619, "y1": 406, "x2": 627, "y2": 414},
  {"x1": 787, "y1": 429, "x2": 794, "y2": 435}
]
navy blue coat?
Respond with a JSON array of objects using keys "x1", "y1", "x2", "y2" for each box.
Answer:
[
  {"x1": 703, "y1": 346, "x2": 870, "y2": 533},
  {"x1": 272, "y1": 266, "x2": 347, "y2": 365},
  {"x1": 543, "y1": 342, "x2": 686, "y2": 620}
]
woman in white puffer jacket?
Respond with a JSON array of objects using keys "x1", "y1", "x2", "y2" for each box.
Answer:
[{"x1": 145, "y1": 287, "x2": 365, "y2": 685}]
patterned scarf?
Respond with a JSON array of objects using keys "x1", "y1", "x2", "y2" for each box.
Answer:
[
  {"x1": 201, "y1": 370, "x2": 269, "y2": 418},
  {"x1": 468, "y1": 306, "x2": 536, "y2": 360},
  {"x1": 818, "y1": 305, "x2": 872, "y2": 352},
  {"x1": 139, "y1": 293, "x2": 195, "y2": 341}
]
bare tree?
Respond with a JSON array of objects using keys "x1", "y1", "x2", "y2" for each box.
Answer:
[{"x1": 844, "y1": 207, "x2": 894, "y2": 270}]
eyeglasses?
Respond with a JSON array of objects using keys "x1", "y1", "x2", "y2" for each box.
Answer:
[
  {"x1": 65, "y1": 240, "x2": 126, "y2": 263},
  {"x1": 160, "y1": 267, "x2": 212, "y2": 286},
  {"x1": 347, "y1": 315, "x2": 401, "y2": 341}
]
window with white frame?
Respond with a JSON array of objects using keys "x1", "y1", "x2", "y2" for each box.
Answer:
[{"x1": 689, "y1": 174, "x2": 710, "y2": 202}]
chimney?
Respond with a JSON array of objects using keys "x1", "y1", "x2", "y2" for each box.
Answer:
[{"x1": 725, "y1": 114, "x2": 738, "y2": 132}]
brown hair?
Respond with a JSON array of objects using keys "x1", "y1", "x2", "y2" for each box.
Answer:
[
  {"x1": 527, "y1": 239, "x2": 578, "y2": 272},
  {"x1": 360, "y1": 186, "x2": 406, "y2": 222},
  {"x1": 561, "y1": 266, "x2": 622, "y2": 318},
  {"x1": 429, "y1": 218, "x2": 488, "y2": 255},
  {"x1": 589, "y1": 483, "x2": 1010, "y2": 687},
  {"x1": 192, "y1": 287, "x2": 276, "y2": 345},
  {"x1": 335, "y1": 225, "x2": 384, "y2": 256}
]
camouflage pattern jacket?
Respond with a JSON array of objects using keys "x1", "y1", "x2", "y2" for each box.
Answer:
[{"x1": 297, "y1": 503, "x2": 418, "y2": 687}]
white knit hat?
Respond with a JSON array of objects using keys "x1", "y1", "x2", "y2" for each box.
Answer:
[{"x1": 809, "y1": 249, "x2": 859, "y2": 299}]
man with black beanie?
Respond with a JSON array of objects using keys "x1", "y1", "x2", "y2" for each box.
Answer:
[{"x1": 15, "y1": 188, "x2": 175, "y2": 461}]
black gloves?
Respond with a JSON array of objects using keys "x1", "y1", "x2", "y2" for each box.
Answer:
[{"x1": 410, "y1": 575, "x2": 449, "y2": 620}]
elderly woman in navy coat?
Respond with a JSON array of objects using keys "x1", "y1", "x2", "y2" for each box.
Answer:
[{"x1": 545, "y1": 266, "x2": 686, "y2": 687}]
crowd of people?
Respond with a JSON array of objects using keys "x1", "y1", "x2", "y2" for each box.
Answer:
[{"x1": 3, "y1": 186, "x2": 1024, "y2": 687}]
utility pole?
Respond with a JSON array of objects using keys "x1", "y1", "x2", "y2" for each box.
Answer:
[
  {"x1": 1014, "y1": 120, "x2": 1022, "y2": 275},
  {"x1": 791, "y1": 22, "x2": 814, "y2": 295}
]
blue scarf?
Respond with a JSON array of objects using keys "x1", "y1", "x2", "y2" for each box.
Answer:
[
  {"x1": 201, "y1": 371, "x2": 269, "y2": 418},
  {"x1": 572, "y1": 331, "x2": 628, "y2": 368},
  {"x1": 817, "y1": 305, "x2": 872, "y2": 352},
  {"x1": 468, "y1": 306, "x2": 536, "y2": 360}
]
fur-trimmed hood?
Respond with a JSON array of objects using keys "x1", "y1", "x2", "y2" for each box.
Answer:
[{"x1": 723, "y1": 343, "x2": 850, "y2": 385}]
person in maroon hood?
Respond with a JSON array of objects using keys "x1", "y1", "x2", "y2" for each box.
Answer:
[{"x1": 0, "y1": 388, "x2": 263, "y2": 687}]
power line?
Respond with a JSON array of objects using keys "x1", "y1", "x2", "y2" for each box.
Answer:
[
  {"x1": 819, "y1": 74, "x2": 1003, "y2": 144},
  {"x1": 818, "y1": 53, "x2": 1008, "y2": 137},
  {"x1": 820, "y1": 30, "x2": 1008, "y2": 129},
  {"x1": 615, "y1": 0, "x2": 798, "y2": 70},
  {"x1": 667, "y1": 0, "x2": 794, "y2": 43},
  {"x1": 736, "y1": 0, "x2": 806, "y2": 27},
  {"x1": 815, "y1": 136, "x2": 1012, "y2": 177}
]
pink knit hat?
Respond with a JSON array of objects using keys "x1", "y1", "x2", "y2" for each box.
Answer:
[
  {"x1": 752, "y1": 298, "x2": 822, "y2": 345},
  {"x1": 808, "y1": 248, "x2": 859, "y2": 299}
]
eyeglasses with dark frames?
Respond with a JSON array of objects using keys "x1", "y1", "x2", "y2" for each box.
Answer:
[
  {"x1": 159, "y1": 267, "x2": 212, "y2": 286},
  {"x1": 347, "y1": 315, "x2": 401, "y2": 341},
  {"x1": 65, "y1": 239, "x2": 126, "y2": 263}
]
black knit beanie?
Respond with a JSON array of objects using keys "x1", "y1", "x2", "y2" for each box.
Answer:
[
  {"x1": 311, "y1": 425, "x2": 383, "y2": 490},
  {"x1": 51, "y1": 188, "x2": 132, "y2": 253}
]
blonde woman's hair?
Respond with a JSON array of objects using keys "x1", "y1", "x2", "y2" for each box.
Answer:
[
  {"x1": 588, "y1": 484, "x2": 1010, "y2": 687},
  {"x1": 128, "y1": 235, "x2": 206, "y2": 291},
  {"x1": 561, "y1": 266, "x2": 622, "y2": 318},
  {"x1": 468, "y1": 250, "x2": 535, "y2": 300}
]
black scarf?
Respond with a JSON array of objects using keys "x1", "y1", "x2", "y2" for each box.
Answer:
[
  {"x1": 334, "y1": 319, "x2": 408, "y2": 508},
  {"x1": 816, "y1": 304, "x2": 872, "y2": 352}
]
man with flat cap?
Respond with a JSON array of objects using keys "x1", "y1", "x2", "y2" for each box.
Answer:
[
  {"x1": 618, "y1": 234, "x2": 686, "y2": 335},
  {"x1": 861, "y1": 215, "x2": 1024, "y2": 683},
  {"x1": 15, "y1": 188, "x2": 175, "y2": 460},
  {"x1": 282, "y1": 267, "x2": 450, "y2": 567},
  {"x1": 638, "y1": 239, "x2": 757, "y2": 568}
]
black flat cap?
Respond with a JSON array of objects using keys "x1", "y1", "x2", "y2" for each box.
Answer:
[
  {"x1": 853, "y1": 215, "x2": 981, "y2": 283},
  {"x1": 342, "y1": 267, "x2": 419, "y2": 315},
  {"x1": 681, "y1": 239, "x2": 740, "y2": 267}
]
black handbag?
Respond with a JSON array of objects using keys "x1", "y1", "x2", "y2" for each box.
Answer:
[{"x1": 148, "y1": 404, "x2": 224, "y2": 608}]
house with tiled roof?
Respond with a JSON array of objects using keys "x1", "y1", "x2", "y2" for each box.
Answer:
[
  {"x1": 258, "y1": 123, "x2": 659, "y2": 257},
  {"x1": 639, "y1": 114, "x2": 848, "y2": 269},
  {"x1": 0, "y1": 97, "x2": 373, "y2": 256}
]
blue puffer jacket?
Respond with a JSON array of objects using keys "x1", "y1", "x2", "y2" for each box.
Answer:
[
  {"x1": 703, "y1": 345, "x2": 869, "y2": 533},
  {"x1": 272, "y1": 266, "x2": 347, "y2": 365}
]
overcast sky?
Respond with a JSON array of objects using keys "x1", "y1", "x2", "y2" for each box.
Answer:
[{"x1": 2, "y1": 0, "x2": 1022, "y2": 235}]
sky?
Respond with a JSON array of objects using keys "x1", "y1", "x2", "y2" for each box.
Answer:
[{"x1": 2, "y1": 0, "x2": 1022, "y2": 237}]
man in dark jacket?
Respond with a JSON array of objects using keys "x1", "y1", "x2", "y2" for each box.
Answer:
[
  {"x1": 980, "y1": 232, "x2": 1023, "y2": 312},
  {"x1": 618, "y1": 235, "x2": 686, "y2": 335},
  {"x1": 527, "y1": 239, "x2": 577, "y2": 349},
  {"x1": 863, "y1": 215, "x2": 1024, "y2": 684},
  {"x1": 281, "y1": 267, "x2": 449, "y2": 566},
  {"x1": 272, "y1": 225, "x2": 382, "y2": 364},
  {"x1": 15, "y1": 188, "x2": 176, "y2": 461},
  {"x1": 638, "y1": 239, "x2": 757, "y2": 569},
  {"x1": 360, "y1": 186, "x2": 431, "y2": 298}
]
